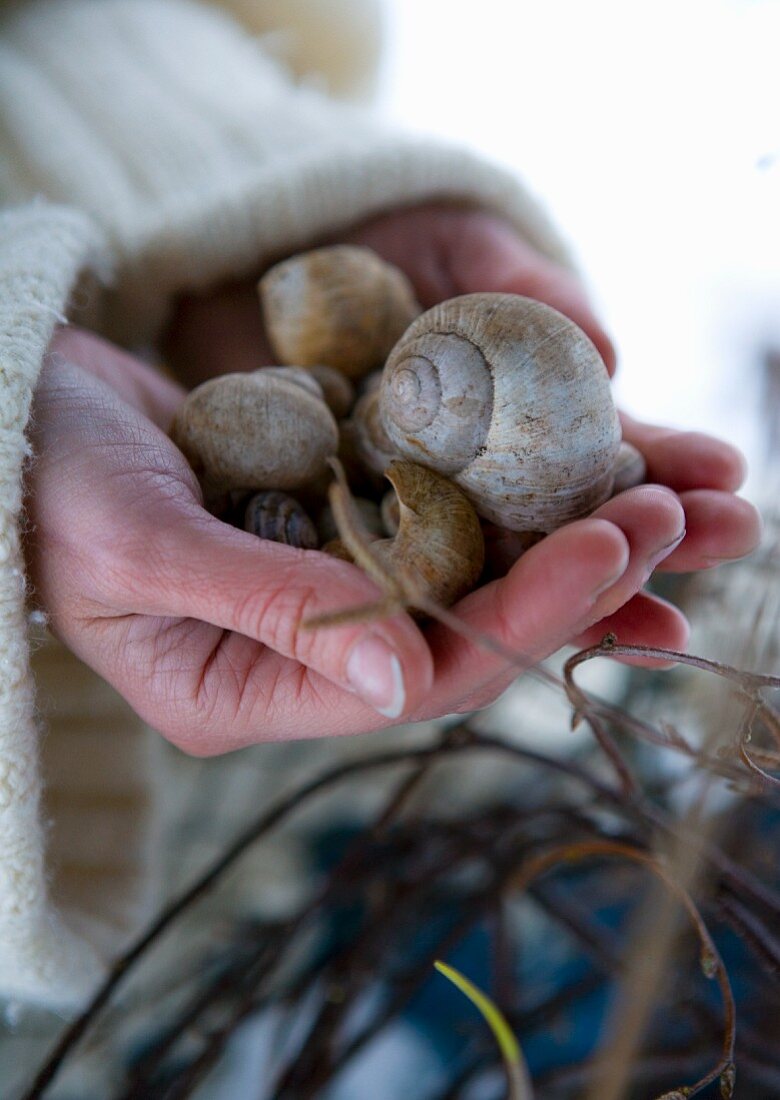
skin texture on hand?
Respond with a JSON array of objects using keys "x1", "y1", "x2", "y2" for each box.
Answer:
[{"x1": 23, "y1": 205, "x2": 762, "y2": 755}]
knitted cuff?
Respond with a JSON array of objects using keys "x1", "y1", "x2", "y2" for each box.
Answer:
[
  {"x1": 1, "y1": 0, "x2": 574, "y2": 348},
  {"x1": 0, "y1": 203, "x2": 125, "y2": 1007}
]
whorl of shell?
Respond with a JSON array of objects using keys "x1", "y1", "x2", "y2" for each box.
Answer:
[
  {"x1": 259, "y1": 245, "x2": 421, "y2": 380},
  {"x1": 244, "y1": 492, "x2": 319, "y2": 549},
  {"x1": 379, "y1": 294, "x2": 621, "y2": 532}
]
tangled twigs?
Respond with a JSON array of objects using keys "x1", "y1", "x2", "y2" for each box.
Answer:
[
  {"x1": 512, "y1": 840, "x2": 737, "y2": 1099},
  {"x1": 20, "y1": 742, "x2": 458, "y2": 1100},
  {"x1": 20, "y1": 689, "x2": 780, "y2": 1097},
  {"x1": 564, "y1": 637, "x2": 780, "y2": 788}
]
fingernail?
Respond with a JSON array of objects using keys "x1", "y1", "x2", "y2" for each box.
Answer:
[
  {"x1": 646, "y1": 529, "x2": 686, "y2": 575},
  {"x1": 346, "y1": 635, "x2": 406, "y2": 719}
]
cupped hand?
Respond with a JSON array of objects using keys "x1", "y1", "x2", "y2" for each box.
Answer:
[
  {"x1": 25, "y1": 203, "x2": 761, "y2": 755},
  {"x1": 21, "y1": 329, "x2": 684, "y2": 756}
]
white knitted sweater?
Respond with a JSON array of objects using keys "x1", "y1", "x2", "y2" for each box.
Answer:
[{"x1": 0, "y1": 0, "x2": 572, "y2": 1009}]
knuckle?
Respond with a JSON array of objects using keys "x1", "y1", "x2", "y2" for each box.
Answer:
[{"x1": 238, "y1": 579, "x2": 320, "y2": 664}]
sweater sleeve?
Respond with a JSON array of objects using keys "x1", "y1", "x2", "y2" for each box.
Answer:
[
  {"x1": 0, "y1": 204, "x2": 118, "y2": 1006},
  {"x1": 0, "y1": 0, "x2": 573, "y2": 350}
]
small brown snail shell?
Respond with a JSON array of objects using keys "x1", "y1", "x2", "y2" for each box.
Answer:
[
  {"x1": 244, "y1": 492, "x2": 319, "y2": 549},
  {"x1": 611, "y1": 440, "x2": 647, "y2": 495},
  {"x1": 379, "y1": 294, "x2": 621, "y2": 532},
  {"x1": 258, "y1": 245, "x2": 421, "y2": 380},
  {"x1": 169, "y1": 369, "x2": 338, "y2": 499},
  {"x1": 370, "y1": 461, "x2": 484, "y2": 610}
]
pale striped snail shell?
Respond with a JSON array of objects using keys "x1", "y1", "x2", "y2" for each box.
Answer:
[{"x1": 379, "y1": 294, "x2": 621, "y2": 533}]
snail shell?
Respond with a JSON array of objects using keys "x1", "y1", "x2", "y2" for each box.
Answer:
[
  {"x1": 379, "y1": 294, "x2": 621, "y2": 532},
  {"x1": 244, "y1": 491, "x2": 319, "y2": 549},
  {"x1": 611, "y1": 440, "x2": 647, "y2": 495},
  {"x1": 259, "y1": 365, "x2": 324, "y2": 400},
  {"x1": 258, "y1": 245, "x2": 421, "y2": 380},
  {"x1": 371, "y1": 461, "x2": 484, "y2": 610},
  {"x1": 170, "y1": 369, "x2": 338, "y2": 497}
]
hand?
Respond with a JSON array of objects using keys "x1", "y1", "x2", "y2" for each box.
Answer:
[
  {"x1": 161, "y1": 202, "x2": 760, "y2": 689},
  {"x1": 25, "y1": 201, "x2": 760, "y2": 755}
]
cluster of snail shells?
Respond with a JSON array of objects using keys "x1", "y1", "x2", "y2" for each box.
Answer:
[{"x1": 168, "y1": 243, "x2": 645, "y2": 610}]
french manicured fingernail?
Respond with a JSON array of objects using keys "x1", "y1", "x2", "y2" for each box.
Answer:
[
  {"x1": 346, "y1": 635, "x2": 406, "y2": 718},
  {"x1": 646, "y1": 529, "x2": 686, "y2": 575}
]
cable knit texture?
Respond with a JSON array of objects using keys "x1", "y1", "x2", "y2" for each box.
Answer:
[{"x1": 0, "y1": 0, "x2": 574, "y2": 1008}]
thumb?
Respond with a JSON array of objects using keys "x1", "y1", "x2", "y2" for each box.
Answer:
[{"x1": 136, "y1": 506, "x2": 434, "y2": 720}]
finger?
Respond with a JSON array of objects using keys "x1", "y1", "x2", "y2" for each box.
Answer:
[
  {"x1": 654, "y1": 489, "x2": 763, "y2": 572},
  {"x1": 620, "y1": 411, "x2": 748, "y2": 492},
  {"x1": 118, "y1": 504, "x2": 433, "y2": 721},
  {"x1": 444, "y1": 588, "x2": 690, "y2": 714},
  {"x1": 582, "y1": 485, "x2": 687, "y2": 620},
  {"x1": 413, "y1": 487, "x2": 683, "y2": 716},
  {"x1": 412, "y1": 517, "x2": 631, "y2": 718},
  {"x1": 569, "y1": 590, "x2": 690, "y2": 666},
  {"x1": 181, "y1": 516, "x2": 632, "y2": 747}
]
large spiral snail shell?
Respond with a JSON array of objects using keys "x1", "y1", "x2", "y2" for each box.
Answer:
[{"x1": 379, "y1": 294, "x2": 621, "y2": 532}]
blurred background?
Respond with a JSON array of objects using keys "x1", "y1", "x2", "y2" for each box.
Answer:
[{"x1": 381, "y1": 0, "x2": 780, "y2": 494}]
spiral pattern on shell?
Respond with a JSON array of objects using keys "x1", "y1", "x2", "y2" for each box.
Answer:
[{"x1": 380, "y1": 294, "x2": 621, "y2": 532}]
